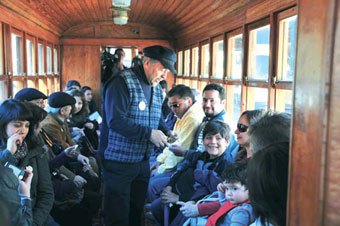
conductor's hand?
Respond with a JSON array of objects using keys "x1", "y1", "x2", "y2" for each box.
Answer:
[{"x1": 150, "y1": 129, "x2": 168, "y2": 147}]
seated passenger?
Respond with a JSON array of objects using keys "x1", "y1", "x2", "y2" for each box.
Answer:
[
  {"x1": 247, "y1": 141, "x2": 289, "y2": 226},
  {"x1": 151, "y1": 120, "x2": 232, "y2": 224},
  {"x1": 66, "y1": 89, "x2": 99, "y2": 152},
  {"x1": 65, "y1": 80, "x2": 81, "y2": 91},
  {"x1": 0, "y1": 99, "x2": 54, "y2": 226},
  {"x1": 148, "y1": 85, "x2": 203, "y2": 203},
  {"x1": 178, "y1": 161, "x2": 255, "y2": 226},
  {"x1": 152, "y1": 84, "x2": 204, "y2": 175},
  {"x1": 169, "y1": 83, "x2": 238, "y2": 162},
  {"x1": 248, "y1": 110, "x2": 291, "y2": 154},
  {"x1": 233, "y1": 110, "x2": 265, "y2": 161},
  {"x1": 80, "y1": 86, "x2": 99, "y2": 115},
  {"x1": 0, "y1": 165, "x2": 33, "y2": 226},
  {"x1": 14, "y1": 87, "x2": 47, "y2": 108}
]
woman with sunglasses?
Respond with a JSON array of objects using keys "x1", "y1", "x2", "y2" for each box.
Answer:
[{"x1": 234, "y1": 110, "x2": 265, "y2": 160}]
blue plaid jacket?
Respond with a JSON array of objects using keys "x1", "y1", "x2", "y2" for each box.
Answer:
[{"x1": 104, "y1": 70, "x2": 163, "y2": 163}]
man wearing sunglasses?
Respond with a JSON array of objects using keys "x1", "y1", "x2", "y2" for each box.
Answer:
[
  {"x1": 147, "y1": 84, "x2": 204, "y2": 207},
  {"x1": 99, "y1": 45, "x2": 178, "y2": 226},
  {"x1": 170, "y1": 83, "x2": 238, "y2": 163}
]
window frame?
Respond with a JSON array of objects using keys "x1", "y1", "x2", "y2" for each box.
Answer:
[
  {"x1": 183, "y1": 47, "x2": 191, "y2": 77},
  {"x1": 199, "y1": 40, "x2": 210, "y2": 80},
  {"x1": 274, "y1": 7, "x2": 297, "y2": 90},
  {"x1": 226, "y1": 28, "x2": 243, "y2": 82},
  {"x1": 211, "y1": 35, "x2": 224, "y2": 81},
  {"x1": 273, "y1": 7, "x2": 297, "y2": 112},
  {"x1": 25, "y1": 34, "x2": 36, "y2": 76},
  {"x1": 190, "y1": 44, "x2": 199, "y2": 78},
  {"x1": 37, "y1": 38, "x2": 45, "y2": 76},
  {"x1": 246, "y1": 18, "x2": 271, "y2": 83},
  {"x1": 46, "y1": 42, "x2": 53, "y2": 75},
  {"x1": 177, "y1": 50, "x2": 183, "y2": 77},
  {"x1": 53, "y1": 45, "x2": 59, "y2": 75},
  {"x1": 10, "y1": 27, "x2": 24, "y2": 77}
]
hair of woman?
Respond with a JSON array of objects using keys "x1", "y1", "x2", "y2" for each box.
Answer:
[
  {"x1": 0, "y1": 99, "x2": 33, "y2": 147},
  {"x1": 23, "y1": 102, "x2": 48, "y2": 148},
  {"x1": 247, "y1": 141, "x2": 289, "y2": 226},
  {"x1": 66, "y1": 89, "x2": 89, "y2": 115}
]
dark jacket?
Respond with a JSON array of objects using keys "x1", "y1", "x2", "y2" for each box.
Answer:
[
  {"x1": 168, "y1": 150, "x2": 231, "y2": 202},
  {"x1": 16, "y1": 146, "x2": 54, "y2": 226},
  {"x1": 0, "y1": 165, "x2": 33, "y2": 226}
]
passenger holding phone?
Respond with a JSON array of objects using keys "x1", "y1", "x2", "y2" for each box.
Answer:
[
  {"x1": 0, "y1": 99, "x2": 54, "y2": 226},
  {"x1": 0, "y1": 164, "x2": 34, "y2": 226}
]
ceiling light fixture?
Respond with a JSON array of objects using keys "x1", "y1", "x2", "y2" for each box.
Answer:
[
  {"x1": 111, "y1": 0, "x2": 131, "y2": 25},
  {"x1": 112, "y1": 0, "x2": 131, "y2": 8}
]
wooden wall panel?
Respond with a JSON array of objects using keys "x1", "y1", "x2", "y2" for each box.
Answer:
[
  {"x1": 176, "y1": 0, "x2": 296, "y2": 48},
  {"x1": 62, "y1": 45, "x2": 101, "y2": 110},
  {"x1": 61, "y1": 39, "x2": 175, "y2": 109},
  {"x1": 287, "y1": 0, "x2": 340, "y2": 225},
  {"x1": 0, "y1": 5, "x2": 59, "y2": 43},
  {"x1": 62, "y1": 22, "x2": 172, "y2": 39},
  {"x1": 61, "y1": 38, "x2": 174, "y2": 52},
  {"x1": 323, "y1": 1, "x2": 340, "y2": 225}
]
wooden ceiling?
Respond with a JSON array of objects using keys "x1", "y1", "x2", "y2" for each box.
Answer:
[{"x1": 0, "y1": 0, "x2": 255, "y2": 40}]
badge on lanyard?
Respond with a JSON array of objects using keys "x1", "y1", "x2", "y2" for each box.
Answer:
[{"x1": 139, "y1": 101, "x2": 146, "y2": 111}]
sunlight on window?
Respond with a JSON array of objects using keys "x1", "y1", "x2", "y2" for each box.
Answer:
[
  {"x1": 247, "y1": 87, "x2": 268, "y2": 110},
  {"x1": 248, "y1": 25, "x2": 270, "y2": 80},
  {"x1": 277, "y1": 15, "x2": 297, "y2": 81},
  {"x1": 201, "y1": 44, "x2": 209, "y2": 78},
  {"x1": 184, "y1": 49, "x2": 190, "y2": 77},
  {"x1": 227, "y1": 34, "x2": 243, "y2": 79},
  {"x1": 0, "y1": 81, "x2": 8, "y2": 102},
  {"x1": 38, "y1": 43, "x2": 44, "y2": 75},
  {"x1": 26, "y1": 39, "x2": 35, "y2": 75},
  {"x1": 191, "y1": 47, "x2": 199, "y2": 77},
  {"x1": 54, "y1": 48, "x2": 58, "y2": 74},
  {"x1": 46, "y1": 46, "x2": 52, "y2": 75},
  {"x1": 212, "y1": 40, "x2": 224, "y2": 79},
  {"x1": 275, "y1": 89, "x2": 292, "y2": 113},
  {"x1": 177, "y1": 51, "x2": 183, "y2": 75},
  {"x1": 11, "y1": 33, "x2": 23, "y2": 76}
]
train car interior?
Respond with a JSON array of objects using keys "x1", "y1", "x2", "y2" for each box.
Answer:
[{"x1": 0, "y1": 0, "x2": 339, "y2": 225}]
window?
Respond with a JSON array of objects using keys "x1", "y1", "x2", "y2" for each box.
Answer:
[
  {"x1": 46, "y1": 45, "x2": 52, "y2": 75},
  {"x1": 276, "y1": 89, "x2": 292, "y2": 113},
  {"x1": 226, "y1": 85, "x2": 242, "y2": 123},
  {"x1": 200, "y1": 43, "x2": 209, "y2": 78},
  {"x1": 248, "y1": 25, "x2": 270, "y2": 80},
  {"x1": 38, "y1": 41, "x2": 44, "y2": 75},
  {"x1": 184, "y1": 49, "x2": 190, "y2": 77},
  {"x1": 26, "y1": 38, "x2": 35, "y2": 76},
  {"x1": 54, "y1": 48, "x2": 58, "y2": 74},
  {"x1": 246, "y1": 87, "x2": 268, "y2": 110},
  {"x1": 227, "y1": 34, "x2": 243, "y2": 80},
  {"x1": 191, "y1": 47, "x2": 199, "y2": 77},
  {"x1": 0, "y1": 80, "x2": 7, "y2": 101},
  {"x1": 277, "y1": 15, "x2": 297, "y2": 81},
  {"x1": 177, "y1": 51, "x2": 183, "y2": 75},
  {"x1": 12, "y1": 81, "x2": 24, "y2": 97},
  {"x1": 11, "y1": 33, "x2": 23, "y2": 76},
  {"x1": 212, "y1": 39, "x2": 224, "y2": 79}
]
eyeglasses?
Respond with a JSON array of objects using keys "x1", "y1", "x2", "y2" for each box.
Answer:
[
  {"x1": 168, "y1": 99, "x2": 187, "y2": 108},
  {"x1": 237, "y1": 123, "x2": 249, "y2": 133},
  {"x1": 169, "y1": 102, "x2": 182, "y2": 108}
]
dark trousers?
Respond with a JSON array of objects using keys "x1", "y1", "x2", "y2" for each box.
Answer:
[{"x1": 102, "y1": 160, "x2": 150, "y2": 226}]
